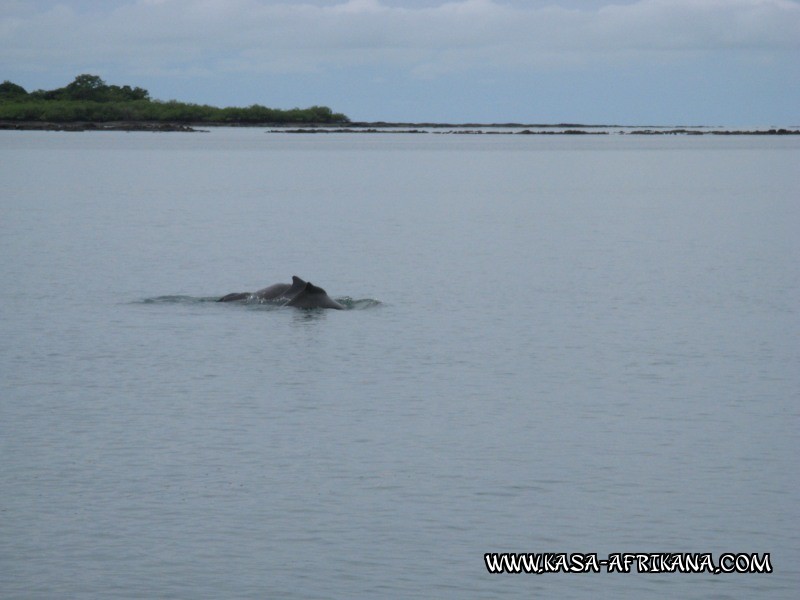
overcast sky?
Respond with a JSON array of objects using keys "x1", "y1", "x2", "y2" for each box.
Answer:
[{"x1": 2, "y1": 0, "x2": 799, "y2": 124}]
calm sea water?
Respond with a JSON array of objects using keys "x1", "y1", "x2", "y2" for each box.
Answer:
[{"x1": 1, "y1": 129, "x2": 798, "y2": 599}]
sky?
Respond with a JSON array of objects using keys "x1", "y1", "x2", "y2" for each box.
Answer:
[{"x1": 1, "y1": 0, "x2": 799, "y2": 125}]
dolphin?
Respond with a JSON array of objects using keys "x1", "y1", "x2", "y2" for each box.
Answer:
[
  {"x1": 218, "y1": 275, "x2": 305, "y2": 303},
  {"x1": 254, "y1": 275, "x2": 308, "y2": 301},
  {"x1": 217, "y1": 276, "x2": 344, "y2": 309},
  {"x1": 286, "y1": 281, "x2": 345, "y2": 310}
]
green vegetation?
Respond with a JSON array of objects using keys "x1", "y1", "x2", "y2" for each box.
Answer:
[{"x1": 0, "y1": 74, "x2": 349, "y2": 124}]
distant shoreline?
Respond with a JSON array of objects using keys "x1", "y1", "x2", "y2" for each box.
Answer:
[
  {"x1": 270, "y1": 126, "x2": 800, "y2": 136},
  {"x1": 1, "y1": 120, "x2": 798, "y2": 135},
  {"x1": 4, "y1": 77, "x2": 796, "y2": 136}
]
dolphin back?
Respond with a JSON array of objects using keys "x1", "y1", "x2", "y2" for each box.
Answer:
[
  {"x1": 253, "y1": 282, "x2": 292, "y2": 300},
  {"x1": 218, "y1": 276, "x2": 343, "y2": 309},
  {"x1": 217, "y1": 292, "x2": 250, "y2": 302},
  {"x1": 287, "y1": 282, "x2": 344, "y2": 309}
]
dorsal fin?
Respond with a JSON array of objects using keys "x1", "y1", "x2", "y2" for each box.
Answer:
[
  {"x1": 304, "y1": 282, "x2": 326, "y2": 295},
  {"x1": 284, "y1": 275, "x2": 307, "y2": 298},
  {"x1": 286, "y1": 280, "x2": 342, "y2": 309}
]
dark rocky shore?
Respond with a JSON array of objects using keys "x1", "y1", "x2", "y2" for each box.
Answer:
[
  {"x1": 270, "y1": 126, "x2": 800, "y2": 136},
  {"x1": 626, "y1": 128, "x2": 800, "y2": 136},
  {"x1": 0, "y1": 120, "x2": 200, "y2": 132},
  {"x1": 2, "y1": 120, "x2": 798, "y2": 135}
]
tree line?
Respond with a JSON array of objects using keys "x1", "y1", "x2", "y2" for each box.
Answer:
[{"x1": 0, "y1": 75, "x2": 349, "y2": 124}]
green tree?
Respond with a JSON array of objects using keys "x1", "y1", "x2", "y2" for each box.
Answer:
[
  {"x1": 0, "y1": 80, "x2": 28, "y2": 100},
  {"x1": 64, "y1": 74, "x2": 107, "y2": 101},
  {"x1": 0, "y1": 74, "x2": 349, "y2": 124}
]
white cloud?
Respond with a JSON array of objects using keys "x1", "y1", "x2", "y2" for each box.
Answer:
[{"x1": 2, "y1": 0, "x2": 798, "y2": 78}]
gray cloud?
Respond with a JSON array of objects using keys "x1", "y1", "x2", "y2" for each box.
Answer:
[{"x1": 2, "y1": 0, "x2": 799, "y2": 78}]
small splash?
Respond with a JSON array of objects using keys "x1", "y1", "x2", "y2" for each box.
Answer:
[{"x1": 336, "y1": 297, "x2": 383, "y2": 310}]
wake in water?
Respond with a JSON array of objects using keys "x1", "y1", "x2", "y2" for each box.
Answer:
[
  {"x1": 138, "y1": 276, "x2": 380, "y2": 310},
  {"x1": 137, "y1": 295, "x2": 381, "y2": 310}
]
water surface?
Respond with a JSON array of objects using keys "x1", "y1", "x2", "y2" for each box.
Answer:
[{"x1": 1, "y1": 129, "x2": 798, "y2": 598}]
